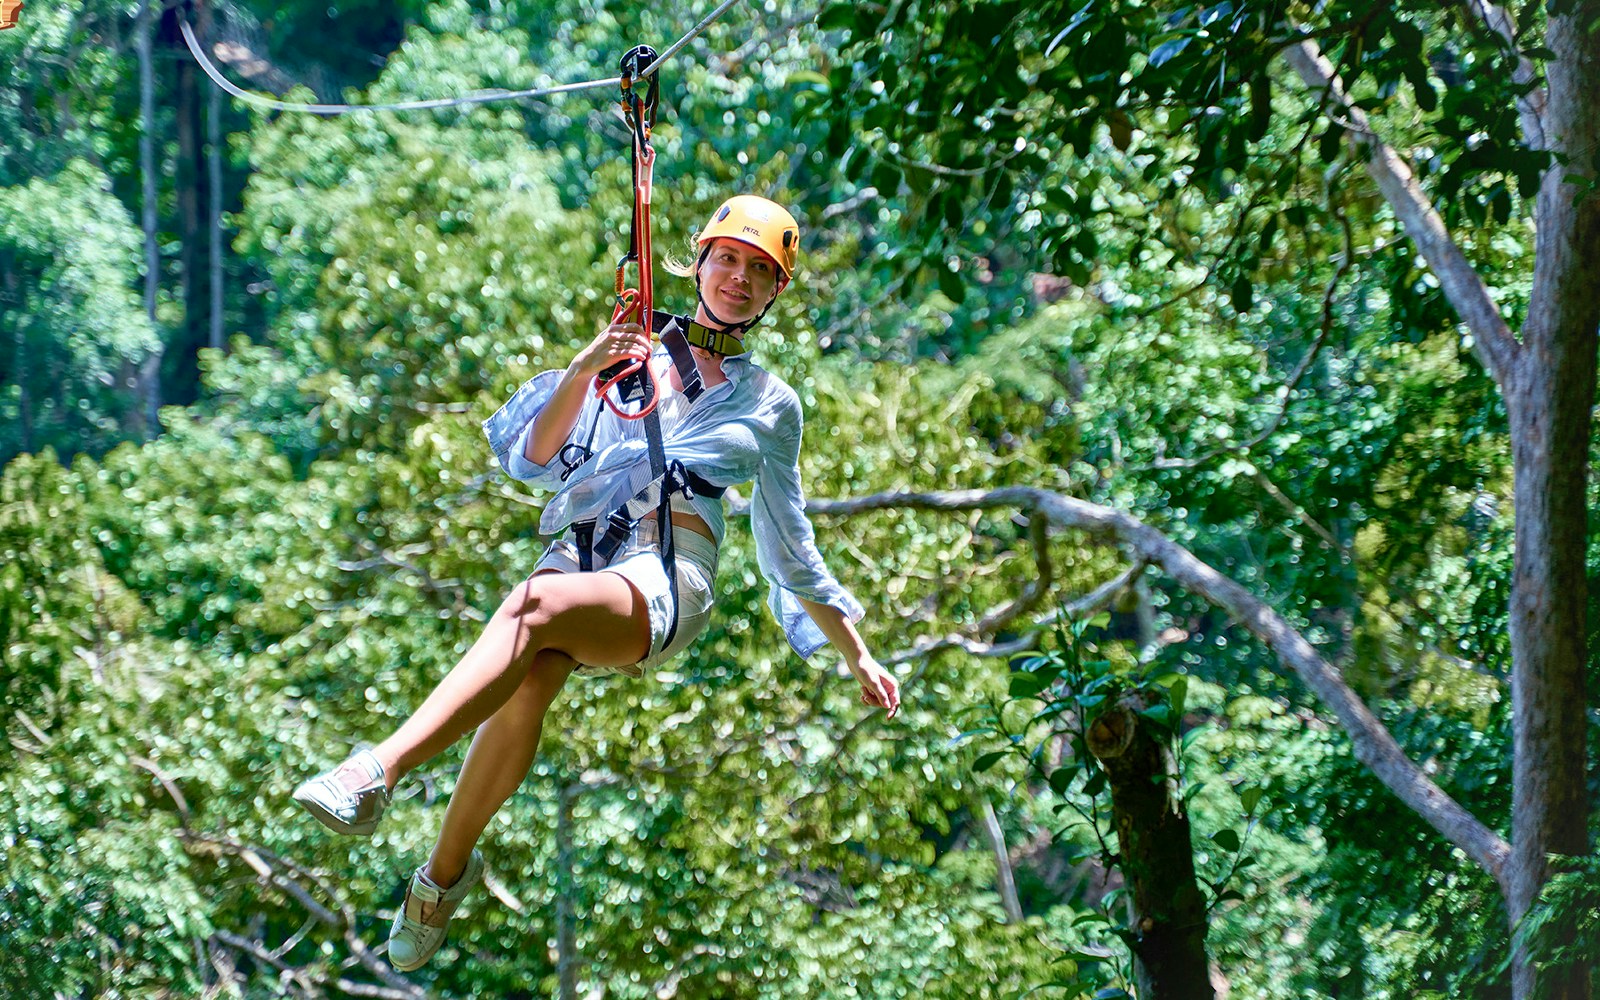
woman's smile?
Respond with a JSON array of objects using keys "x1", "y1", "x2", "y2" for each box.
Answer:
[{"x1": 698, "y1": 237, "x2": 778, "y2": 323}]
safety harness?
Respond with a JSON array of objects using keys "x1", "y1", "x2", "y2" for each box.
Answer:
[{"x1": 557, "y1": 48, "x2": 733, "y2": 650}]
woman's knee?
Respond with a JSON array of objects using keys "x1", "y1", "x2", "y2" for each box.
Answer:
[
  {"x1": 495, "y1": 575, "x2": 568, "y2": 632},
  {"x1": 494, "y1": 570, "x2": 647, "y2": 667},
  {"x1": 521, "y1": 649, "x2": 577, "y2": 702}
]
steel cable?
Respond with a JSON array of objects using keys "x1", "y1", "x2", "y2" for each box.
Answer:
[{"x1": 180, "y1": 0, "x2": 744, "y2": 116}]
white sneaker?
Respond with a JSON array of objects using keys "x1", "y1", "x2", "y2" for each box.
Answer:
[
  {"x1": 388, "y1": 849, "x2": 486, "y2": 972},
  {"x1": 292, "y1": 748, "x2": 390, "y2": 836}
]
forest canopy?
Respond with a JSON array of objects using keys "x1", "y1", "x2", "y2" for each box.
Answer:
[{"x1": 2, "y1": 0, "x2": 1597, "y2": 998}]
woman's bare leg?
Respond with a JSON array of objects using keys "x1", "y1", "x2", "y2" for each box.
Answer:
[
  {"x1": 369, "y1": 571, "x2": 650, "y2": 785},
  {"x1": 422, "y1": 647, "x2": 577, "y2": 887}
]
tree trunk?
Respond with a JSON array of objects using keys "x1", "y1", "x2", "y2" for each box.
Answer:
[
  {"x1": 556, "y1": 782, "x2": 578, "y2": 1000},
  {"x1": 977, "y1": 794, "x2": 1024, "y2": 923},
  {"x1": 1087, "y1": 693, "x2": 1214, "y2": 1000},
  {"x1": 135, "y1": 0, "x2": 161, "y2": 435},
  {"x1": 1286, "y1": 7, "x2": 1599, "y2": 993},
  {"x1": 163, "y1": 0, "x2": 208, "y2": 406},
  {"x1": 1503, "y1": 4, "x2": 1600, "y2": 998},
  {"x1": 1503, "y1": 16, "x2": 1600, "y2": 1000}
]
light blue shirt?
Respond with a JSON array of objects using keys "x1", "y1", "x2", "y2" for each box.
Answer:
[{"x1": 482, "y1": 344, "x2": 864, "y2": 660}]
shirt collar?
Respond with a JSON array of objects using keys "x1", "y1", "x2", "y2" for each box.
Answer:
[{"x1": 650, "y1": 340, "x2": 753, "y2": 390}]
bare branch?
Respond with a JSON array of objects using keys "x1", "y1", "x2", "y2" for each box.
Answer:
[
  {"x1": 812, "y1": 486, "x2": 1513, "y2": 887},
  {"x1": 184, "y1": 835, "x2": 341, "y2": 927},
  {"x1": 1249, "y1": 468, "x2": 1348, "y2": 559},
  {"x1": 1282, "y1": 40, "x2": 1519, "y2": 384},
  {"x1": 710, "y1": 4, "x2": 825, "y2": 73},
  {"x1": 211, "y1": 930, "x2": 424, "y2": 1000},
  {"x1": 130, "y1": 755, "x2": 192, "y2": 832},
  {"x1": 1461, "y1": 0, "x2": 1548, "y2": 148},
  {"x1": 820, "y1": 186, "x2": 881, "y2": 222},
  {"x1": 878, "y1": 559, "x2": 1145, "y2": 666},
  {"x1": 1149, "y1": 200, "x2": 1352, "y2": 473}
]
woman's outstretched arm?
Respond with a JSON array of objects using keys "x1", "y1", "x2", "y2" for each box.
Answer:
[{"x1": 797, "y1": 596, "x2": 900, "y2": 719}]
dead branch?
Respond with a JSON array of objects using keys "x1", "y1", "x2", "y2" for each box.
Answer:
[
  {"x1": 808, "y1": 485, "x2": 1512, "y2": 889},
  {"x1": 1282, "y1": 40, "x2": 1519, "y2": 384}
]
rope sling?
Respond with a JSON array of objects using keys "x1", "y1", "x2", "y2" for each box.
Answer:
[
  {"x1": 181, "y1": 11, "x2": 750, "y2": 652},
  {"x1": 557, "y1": 46, "x2": 734, "y2": 651}
]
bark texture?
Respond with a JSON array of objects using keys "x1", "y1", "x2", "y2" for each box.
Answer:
[
  {"x1": 136, "y1": 0, "x2": 161, "y2": 435},
  {"x1": 1502, "y1": 5, "x2": 1600, "y2": 997},
  {"x1": 1088, "y1": 693, "x2": 1214, "y2": 1000}
]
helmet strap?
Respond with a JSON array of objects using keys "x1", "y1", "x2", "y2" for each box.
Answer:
[{"x1": 691, "y1": 246, "x2": 781, "y2": 350}]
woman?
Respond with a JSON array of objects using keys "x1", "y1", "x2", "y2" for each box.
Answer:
[{"x1": 292, "y1": 195, "x2": 900, "y2": 972}]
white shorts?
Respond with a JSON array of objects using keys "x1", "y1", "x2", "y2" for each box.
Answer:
[{"x1": 530, "y1": 517, "x2": 719, "y2": 678}]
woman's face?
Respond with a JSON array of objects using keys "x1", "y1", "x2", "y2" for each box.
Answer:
[{"x1": 698, "y1": 238, "x2": 781, "y2": 323}]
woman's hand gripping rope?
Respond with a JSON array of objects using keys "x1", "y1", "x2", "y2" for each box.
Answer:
[
  {"x1": 590, "y1": 292, "x2": 660, "y2": 419},
  {"x1": 593, "y1": 118, "x2": 658, "y2": 420},
  {"x1": 573, "y1": 320, "x2": 653, "y2": 382}
]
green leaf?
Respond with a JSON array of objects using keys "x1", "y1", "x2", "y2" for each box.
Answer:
[
  {"x1": 1240, "y1": 786, "x2": 1265, "y2": 815},
  {"x1": 1318, "y1": 123, "x2": 1345, "y2": 163},
  {"x1": 1182, "y1": 724, "x2": 1211, "y2": 750},
  {"x1": 1139, "y1": 703, "x2": 1174, "y2": 727},
  {"x1": 973, "y1": 750, "x2": 1008, "y2": 773},
  {"x1": 943, "y1": 192, "x2": 965, "y2": 229},
  {"x1": 1230, "y1": 275, "x2": 1254, "y2": 312},
  {"x1": 1260, "y1": 212, "x2": 1279, "y2": 253},
  {"x1": 946, "y1": 727, "x2": 995, "y2": 748},
  {"x1": 871, "y1": 160, "x2": 903, "y2": 196},
  {"x1": 816, "y1": 3, "x2": 859, "y2": 33},
  {"x1": 938, "y1": 265, "x2": 968, "y2": 305},
  {"x1": 1011, "y1": 672, "x2": 1052, "y2": 699},
  {"x1": 1148, "y1": 35, "x2": 1192, "y2": 69},
  {"x1": 1211, "y1": 828, "x2": 1242, "y2": 852},
  {"x1": 786, "y1": 70, "x2": 830, "y2": 90}
]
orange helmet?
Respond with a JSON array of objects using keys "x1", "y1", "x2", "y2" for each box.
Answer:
[{"x1": 696, "y1": 195, "x2": 800, "y2": 289}]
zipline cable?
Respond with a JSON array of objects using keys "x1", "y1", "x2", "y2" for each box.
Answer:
[
  {"x1": 636, "y1": 0, "x2": 743, "y2": 76},
  {"x1": 179, "y1": 0, "x2": 744, "y2": 116}
]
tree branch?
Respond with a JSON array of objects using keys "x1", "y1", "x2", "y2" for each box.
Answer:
[
  {"x1": 1281, "y1": 39, "x2": 1519, "y2": 384},
  {"x1": 811, "y1": 486, "x2": 1513, "y2": 888},
  {"x1": 1148, "y1": 198, "x2": 1352, "y2": 473},
  {"x1": 1461, "y1": 0, "x2": 1548, "y2": 149}
]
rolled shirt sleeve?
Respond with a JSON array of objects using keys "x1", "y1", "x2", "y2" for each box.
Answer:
[
  {"x1": 482, "y1": 370, "x2": 574, "y2": 491},
  {"x1": 750, "y1": 388, "x2": 865, "y2": 659},
  {"x1": 484, "y1": 350, "x2": 863, "y2": 661}
]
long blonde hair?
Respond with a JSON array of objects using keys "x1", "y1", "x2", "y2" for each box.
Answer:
[{"x1": 661, "y1": 231, "x2": 702, "y2": 278}]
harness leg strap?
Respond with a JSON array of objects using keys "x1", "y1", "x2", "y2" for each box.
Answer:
[{"x1": 572, "y1": 521, "x2": 595, "y2": 573}]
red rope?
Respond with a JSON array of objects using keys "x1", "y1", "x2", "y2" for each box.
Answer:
[{"x1": 595, "y1": 124, "x2": 659, "y2": 419}]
